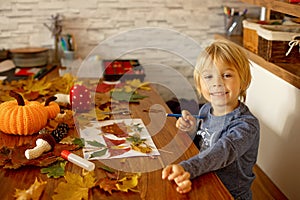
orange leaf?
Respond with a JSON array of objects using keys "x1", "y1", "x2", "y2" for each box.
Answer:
[{"x1": 98, "y1": 177, "x2": 118, "y2": 194}]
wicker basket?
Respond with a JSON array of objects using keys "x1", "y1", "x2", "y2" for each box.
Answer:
[
  {"x1": 243, "y1": 20, "x2": 261, "y2": 53},
  {"x1": 257, "y1": 25, "x2": 300, "y2": 63}
]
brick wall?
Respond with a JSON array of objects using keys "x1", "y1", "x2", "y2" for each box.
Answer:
[{"x1": 0, "y1": 0, "x2": 254, "y2": 102}]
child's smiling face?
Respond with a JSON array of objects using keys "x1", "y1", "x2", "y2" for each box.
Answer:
[{"x1": 200, "y1": 61, "x2": 241, "y2": 116}]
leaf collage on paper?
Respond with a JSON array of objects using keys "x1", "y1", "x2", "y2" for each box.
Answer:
[
  {"x1": 84, "y1": 121, "x2": 154, "y2": 159},
  {"x1": 86, "y1": 136, "x2": 130, "y2": 159},
  {"x1": 127, "y1": 134, "x2": 153, "y2": 154}
]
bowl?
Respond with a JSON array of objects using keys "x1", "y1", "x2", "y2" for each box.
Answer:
[{"x1": 9, "y1": 47, "x2": 48, "y2": 68}]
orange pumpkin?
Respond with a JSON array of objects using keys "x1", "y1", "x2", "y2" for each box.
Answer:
[
  {"x1": 42, "y1": 96, "x2": 60, "y2": 119},
  {"x1": 0, "y1": 91, "x2": 48, "y2": 135}
]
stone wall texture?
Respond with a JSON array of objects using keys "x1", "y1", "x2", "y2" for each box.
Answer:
[{"x1": 0, "y1": 0, "x2": 256, "y2": 102}]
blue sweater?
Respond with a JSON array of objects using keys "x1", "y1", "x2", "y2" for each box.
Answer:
[{"x1": 180, "y1": 102, "x2": 260, "y2": 199}]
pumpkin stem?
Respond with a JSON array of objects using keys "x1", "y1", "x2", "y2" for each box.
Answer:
[
  {"x1": 9, "y1": 90, "x2": 25, "y2": 106},
  {"x1": 45, "y1": 96, "x2": 57, "y2": 106}
]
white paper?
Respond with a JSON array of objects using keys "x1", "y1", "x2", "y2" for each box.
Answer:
[
  {"x1": 79, "y1": 118, "x2": 160, "y2": 160},
  {"x1": 0, "y1": 60, "x2": 15, "y2": 73}
]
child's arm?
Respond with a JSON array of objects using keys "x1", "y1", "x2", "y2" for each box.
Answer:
[
  {"x1": 175, "y1": 110, "x2": 197, "y2": 135},
  {"x1": 162, "y1": 164, "x2": 192, "y2": 194}
]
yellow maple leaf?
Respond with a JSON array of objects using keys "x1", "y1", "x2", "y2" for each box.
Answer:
[
  {"x1": 126, "y1": 79, "x2": 151, "y2": 90},
  {"x1": 23, "y1": 77, "x2": 52, "y2": 95},
  {"x1": 52, "y1": 171, "x2": 96, "y2": 200},
  {"x1": 14, "y1": 178, "x2": 47, "y2": 200},
  {"x1": 116, "y1": 173, "x2": 141, "y2": 193},
  {"x1": 95, "y1": 106, "x2": 111, "y2": 121},
  {"x1": 51, "y1": 73, "x2": 76, "y2": 94}
]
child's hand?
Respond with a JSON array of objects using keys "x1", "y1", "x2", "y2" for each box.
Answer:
[
  {"x1": 162, "y1": 164, "x2": 192, "y2": 194},
  {"x1": 175, "y1": 110, "x2": 197, "y2": 134}
]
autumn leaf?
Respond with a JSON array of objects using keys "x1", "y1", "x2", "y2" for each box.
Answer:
[
  {"x1": 52, "y1": 171, "x2": 96, "y2": 200},
  {"x1": 116, "y1": 173, "x2": 141, "y2": 193},
  {"x1": 51, "y1": 73, "x2": 77, "y2": 94},
  {"x1": 86, "y1": 140, "x2": 106, "y2": 148},
  {"x1": 90, "y1": 149, "x2": 108, "y2": 158},
  {"x1": 98, "y1": 177, "x2": 118, "y2": 194},
  {"x1": 95, "y1": 106, "x2": 111, "y2": 121},
  {"x1": 127, "y1": 135, "x2": 152, "y2": 154},
  {"x1": 125, "y1": 79, "x2": 151, "y2": 90},
  {"x1": 23, "y1": 76, "x2": 52, "y2": 95},
  {"x1": 109, "y1": 146, "x2": 131, "y2": 157},
  {"x1": 103, "y1": 135, "x2": 126, "y2": 146},
  {"x1": 60, "y1": 136, "x2": 85, "y2": 148},
  {"x1": 41, "y1": 160, "x2": 67, "y2": 178},
  {"x1": 131, "y1": 143, "x2": 152, "y2": 154},
  {"x1": 73, "y1": 138, "x2": 85, "y2": 148},
  {"x1": 111, "y1": 90, "x2": 147, "y2": 102},
  {"x1": 96, "y1": 170, "x2": 141, "y2": 194},
  {"x1": 14, "y1": 178, "x2": 47, "y2": 200}
]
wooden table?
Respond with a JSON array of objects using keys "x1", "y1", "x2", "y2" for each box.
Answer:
[{"x1": 0, "y1": 76, "x2": 233, "y2": 199}]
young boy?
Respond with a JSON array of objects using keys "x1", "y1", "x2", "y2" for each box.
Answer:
[{"x1": 162, "y1": 40, "x2": 260, "y2": 200}]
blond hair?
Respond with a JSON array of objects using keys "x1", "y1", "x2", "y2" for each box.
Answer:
[{"x1": 194, "y1": 40, "x2": 251, "y2": 102}]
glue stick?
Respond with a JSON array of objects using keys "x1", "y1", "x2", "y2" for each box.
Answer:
[{"x1": 61, "y1": 150, "x2": 95, "y2": 171}]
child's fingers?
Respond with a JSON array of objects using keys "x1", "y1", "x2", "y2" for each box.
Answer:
[
  {"x1": 174, "y1": 171, "x2": 190, "y2": 184},
  {"x1": 176, "y1": 118, "x2": 193, "y2": 131},
  {"x1": 162, "y1": 165, "x2": 172, "y2": 179},
  {"x1": 176, "y1": 180, "x2": 192, "y2": 194}
]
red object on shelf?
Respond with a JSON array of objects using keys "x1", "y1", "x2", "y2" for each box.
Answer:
[
  {"x1": 289, "y1": 0, "x2": 300, "y2": 3},
  {"x1": 103, "y1": 59, "x2": 145, "y2": 81}
]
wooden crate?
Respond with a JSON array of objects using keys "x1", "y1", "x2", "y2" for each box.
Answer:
[{"x1": 257, "y1": 25, "x2": 300, "y2": 63}]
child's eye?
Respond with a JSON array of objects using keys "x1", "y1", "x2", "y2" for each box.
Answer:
[
  {"x1": 223, "y1": 74, "x2": 232, "y2": 78},
  {"x1": 203, "y1": 75, "x2": 213, "y2": 79}
]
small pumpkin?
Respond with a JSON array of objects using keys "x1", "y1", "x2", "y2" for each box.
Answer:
[
  {"x1": 42, "y1": 96, "x2": 60, "y2": 119},
  {"x1": 0, "y1": 91, "x2": 48, "y2": 135}
]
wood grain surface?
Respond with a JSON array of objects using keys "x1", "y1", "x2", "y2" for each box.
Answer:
[{"x1": 0, "y1": 77, "x2": 233, "y2": 200}]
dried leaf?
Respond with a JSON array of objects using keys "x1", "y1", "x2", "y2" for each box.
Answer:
[
  {"x1": 86, "y1": 140, "x2": 106, "y2": 148},
  {"x1": 98, "y1": 177, "x2": 118, "y2": 194},
  {"x1": 90, "y1": 148, "x2": 107, "y2": 158},
  {"x1": 127, "y1": 135, "x2": 152, "y2": 153},
  {"x1": 108, "y1": 146, "x2": 131, "y2": 157},
  {"x1": 125, "y1": 79, "x2": 151, "y2": 90},
  {"x1": 23, "y1": 77, "x2": 52, "y2": 95},
  {"x1": 52, "y1": 171, "x2": 96, "y2": 200},
  {"x1": 101, "y1": 122, "x2": 129, "y2": 137},
  {"x1": 131, "y1": 143, "x2": 152, "y2": 154},
  {"x1": 116, "y1": 173, "x2": 141, "y2": 193},
  {"x1": 60, "y1": 136, "x2": 85, "y2": 148},
  {"x1": 41, "y1": 160, "x2": 67, "y2": 178},
  {"x1": 14, "y1": 178, "x2": 47, "y2": 200},
  {"x1": 111, "y1": 91, "x2": 147, "y2": 102},
  {"x1": 103, "y1": 135, "x2": 126, "y2": 146},
  {"x1": 95, "y1": 106, "x2": 111, "y2": 121}
]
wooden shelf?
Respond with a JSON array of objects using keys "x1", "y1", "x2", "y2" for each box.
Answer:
[
  {"x1": 241, "y1": 0, "x2": 300, "y2": 17},
  {"x1": 215, "y1": 33, "x2": 300, "y2": 89}
]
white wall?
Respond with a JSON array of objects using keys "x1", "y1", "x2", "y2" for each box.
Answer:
[{"x1": 246, "y1": 61, "x2": 300, "y2": 200}]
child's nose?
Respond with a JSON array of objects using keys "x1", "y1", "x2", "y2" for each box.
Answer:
[{"x1": 212, "y1": 77, "x2": 223, "y2": 87}]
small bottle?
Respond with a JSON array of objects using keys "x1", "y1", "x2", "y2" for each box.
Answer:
[{"x1": 61, "y1": 150, "x2": 95, "y2": 171}]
